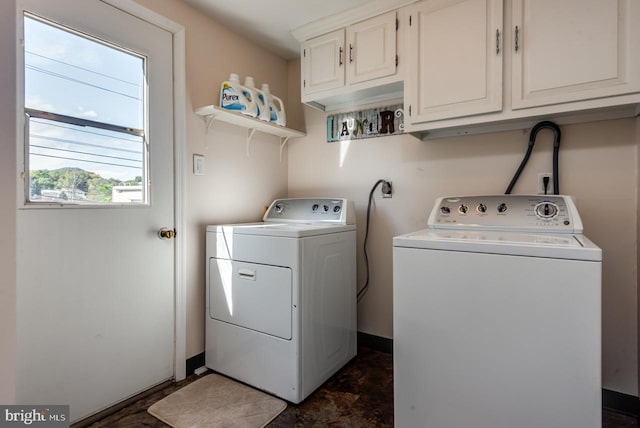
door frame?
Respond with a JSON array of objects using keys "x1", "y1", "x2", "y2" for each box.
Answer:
[{"x1": 104, "y1": 0, "x2": 187, "y2": 382}]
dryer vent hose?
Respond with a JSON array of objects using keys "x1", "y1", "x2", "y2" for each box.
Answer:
[{"x1": 505, "y1": 121, "x2": 561, "y2": 195}]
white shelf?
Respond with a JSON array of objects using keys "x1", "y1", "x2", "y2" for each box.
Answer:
[{"x1": 195, "y1": 105, "x2": 306, "y2": 160}]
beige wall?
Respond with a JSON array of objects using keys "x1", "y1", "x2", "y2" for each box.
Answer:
[
  {"x1": 0, "y1": 0, "x2": 17, "y2": 404},
  {"x1": 133, "y1": 0, "x2": 293, "y2": 359},
  {"x1": 2, "y1": 0, "x2": 638, "y2": 402},
  {"x1": 288, "y1": 99, "x2": 639, "y2": 395}
]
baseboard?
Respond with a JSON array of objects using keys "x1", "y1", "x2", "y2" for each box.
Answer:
[
  {"x1": 185, "y1": 352, "x2": 205, "y2": 376},
  {"x1": 602, "y1": 389, "x2": 640, "y2": 417},
  {"x1": 357, "y1": 331, "x2": 393, "y2": 354}
]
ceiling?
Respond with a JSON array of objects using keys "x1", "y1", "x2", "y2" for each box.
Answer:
[{"x1": 180, "y1": 0, "x2": 372, "y2": 60}]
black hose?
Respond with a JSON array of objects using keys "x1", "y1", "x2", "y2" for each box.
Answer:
[
  {"x1": 505, "y1": 121, "x2": 561, "y2": 195},
  {"x1": 357, "y1": 179, "x2": 387, "y2": 302}
]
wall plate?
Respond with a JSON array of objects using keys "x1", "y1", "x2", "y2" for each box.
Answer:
[{"x1": 193, "y1": 154, "x2": 205, "y2": 176}]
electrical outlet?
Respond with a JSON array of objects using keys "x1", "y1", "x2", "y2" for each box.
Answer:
[
  {"x1": 382, "y1": 181, "x2": 393, "y2": 198},
  {"x1": 537, "y1": 173, "x2": 553, "y2": 195}
]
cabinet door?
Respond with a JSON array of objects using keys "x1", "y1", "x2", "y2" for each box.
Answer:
[
  {"x1": 407, "y1": 0, "x2": 503, "y2": 124},
  {"x1": 302, "y1": 29, "x2": 345, "y2": 95},
  {"x1": 346, "y1": 11, "x2": 397, "y2": 85},
  {"x1": 512, "y1": 0, "x2": 640, "y2": 109}
]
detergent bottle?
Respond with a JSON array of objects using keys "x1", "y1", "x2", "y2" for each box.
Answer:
[
  {"x1": 243, "y1": 76, "x2": 267, "y2": 121},
  {"x1": 260, "y1": 83, "x2": 286, "y2": 126},
  {"x1": 219, "y1": 73, "x2": 257, "y2": 117}
]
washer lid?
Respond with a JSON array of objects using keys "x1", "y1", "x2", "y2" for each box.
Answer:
[{"x1": 393, "y1": 229, "x2": 601, "y2": 261}]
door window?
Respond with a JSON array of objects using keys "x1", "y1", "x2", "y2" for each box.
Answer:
[{"x1": 23, "y1": 13, "x2": 147, "y2": 205}]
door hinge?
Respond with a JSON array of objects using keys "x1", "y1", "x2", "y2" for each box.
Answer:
[
  {"x1": 409, "y1": 105, "x2": 412, "y2": 116},
  {"x1": 396, "y1": 18, "x2": 399, "y2": 31},
  {"x1": 303, "y1": 49, "x2": 306, "y2": 57},
  {"x1": 303, "y1": 79, "x2": 306, "y2": 88},
  {"x1": 409, "y1": 15, "x2": 412, "y2": 26},
  {"x1": 395, "y1": 55, "x2": 398, "y2": 67}
]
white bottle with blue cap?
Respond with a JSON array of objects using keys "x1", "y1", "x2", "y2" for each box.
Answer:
[{"x1": 219, "y1": 73, "x2": 258, "y2": 117}]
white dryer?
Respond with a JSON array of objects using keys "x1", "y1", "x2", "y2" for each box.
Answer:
[
  {"x1": 393, "y1": 195, "x2": 602, "y2": 428},
  {"x1": 206, "y1": 198, "x2": 357, "y2": 403}
]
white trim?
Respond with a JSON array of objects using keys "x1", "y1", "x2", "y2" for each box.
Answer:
[
  {"x1": 101, "y1": 0, "x2": 187, "y2": 381},
  {"x1": 290, "y1": 0, "x2": 417, "y2": 42}
]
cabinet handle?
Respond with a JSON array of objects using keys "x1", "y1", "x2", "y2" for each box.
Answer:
[
  {"x1": 349, "y1": 43, "x2": 353, "y2": 63},
  {"x1": 339, "y1": 46, "x2": 343, "y2": 66},
  {"x1": 514, "y1": 25, "x2": 519, "y2": 52},
  {"x1": 496, "y1": 29, "x2": 500, "y2": 54}
]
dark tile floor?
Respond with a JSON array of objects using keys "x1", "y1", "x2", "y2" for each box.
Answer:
[{"x1": 83, "y1": 346, "x2": 638, "y2": 427}]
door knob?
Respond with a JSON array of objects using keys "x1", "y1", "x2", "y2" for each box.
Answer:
[{"x1": 158, "y1": 228, "x2": 176, "y2": 240}]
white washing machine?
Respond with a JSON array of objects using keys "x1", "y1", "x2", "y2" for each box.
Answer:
[
  {"x1": 393, "y1": 195, "x2": 602, "y2": 428},
  {"x1": 205, "y1": 198, "x2": 357, "y2": 403}
]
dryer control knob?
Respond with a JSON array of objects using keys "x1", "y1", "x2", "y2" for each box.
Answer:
[
  {"x1": 458, "y1": 204, "x2": 469, "y2": 214},
  {"x1": 274, "y1": 203, "x2": 284, "y2": 213},
  {"x1": 477, "y1": 203, "x2": 487, "y2": 213},
  {"x1": 497, "y1": 203, "x2": 508, "y2": 213}
]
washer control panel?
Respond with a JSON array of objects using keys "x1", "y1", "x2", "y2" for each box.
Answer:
[
  {"x1": 264, "y1": 198, "x2": 355, "y2": 224},
  {"x1": 429, "y1": 195, "x2": 582, "y2": 233}
]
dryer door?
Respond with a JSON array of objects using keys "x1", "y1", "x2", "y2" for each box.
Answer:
[{"x1": 209, "y1": 258, "x2": 292, "y2": 340}]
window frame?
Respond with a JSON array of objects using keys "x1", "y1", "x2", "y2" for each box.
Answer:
[{"x1": 19, "y1": 11, "x2": 150, "y2": 208}]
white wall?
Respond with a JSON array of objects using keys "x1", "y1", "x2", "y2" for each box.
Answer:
[
  {"x1": 0, "y1": 0, "x2": 17, "y2": 404},
  {"x1": 288, "y1": 98, "x2": 639, "y2": 396},
  {"x1": 134, "y1": 0, "x2": 292, "y2": 359}
]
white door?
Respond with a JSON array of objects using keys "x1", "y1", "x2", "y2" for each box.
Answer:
[
  {"x1": 346, "y1": 11, "x2": 397, "y2": 85},
  {"x1": 302, "y1": 29, "x2": 345, "y2": 95},
  {"x1": 511, "y1": 0, "x2": 640, "y2": 109},
  {"x1": 16, "y1": 0, "x2": 175, "y2": 422},
  {"x1": 406, "y1": 0, "x2": 503, "y2": 123}
]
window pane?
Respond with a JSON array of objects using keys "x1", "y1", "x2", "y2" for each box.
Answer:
[
  {"x1": 28, "y1": 117, "x2": 144, "y2": 204},
  {"x1": 24, "y1": 15, "x2": 144, "y2": 129},
  {"x1": 24, "y1": 14, "x2": 147, "y2": 205}
]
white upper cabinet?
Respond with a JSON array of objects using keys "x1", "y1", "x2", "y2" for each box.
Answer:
[
  {"x1": 511, "y1": 0, "x2": 640, "y2": 109},
  {"x1": 299, "y1": 9, "x2": 403, "y2": 111},
  {"x1": 406, "y1": 0, "x2": 503, "y2": 123},
  {"x1": 404, "y1": 0, "x2": 640, "y2": 137},
  {"x1": 346, "y1": 11, "x2": 398, "y2": 85},
  {"x1": 302, "y1": 29, "x2": 345, "y2": 95}
]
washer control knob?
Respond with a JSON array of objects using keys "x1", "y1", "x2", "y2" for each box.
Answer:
[
  {"x1": 497, "y1": 203, "x2": 508, "y2": 213},
  {"x1": 477, "y1": 203, "x2": 487, "y2": 213},
  {"x1": 535, "y1": 202, "x2": 559, "y2": 219},
  {"x1": 323, "y1": 204, "x2": 329, "y2": 212},
  {"x1": 333, "y1": 205, "x2": 341, "y2": 213},
  {"x1": 458, "y1": 204, "x2": 469, "y2": 214},
  {"x1": 312, "y1": 204, "x2": 319, "y2": 212},
  {"x1": 440, "y1": 206, "x2": 451, "y2": 215},
  {"x1": 274, "y1": 203, "x2": 284, "y2": 214}
]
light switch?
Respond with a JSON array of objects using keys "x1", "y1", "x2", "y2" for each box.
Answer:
[{"x1": 193, "y1": 154, "x2": 205, "y2": 175}]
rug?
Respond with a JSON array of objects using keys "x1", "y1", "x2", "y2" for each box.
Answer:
[{"x1": 148, "y1": 374, "x2": 287, "y2": 428}]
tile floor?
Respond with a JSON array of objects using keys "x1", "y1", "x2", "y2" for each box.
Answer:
[{"x1": 82, "y1": 346, "x2": 638, "y2": 427}]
